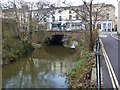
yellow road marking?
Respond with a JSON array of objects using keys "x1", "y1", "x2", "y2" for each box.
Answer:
[{"x1": 100, "y1": 39, "x2": 120, "y2": 90}]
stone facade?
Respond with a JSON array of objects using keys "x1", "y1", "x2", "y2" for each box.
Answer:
[
  {"x1": 2, "y1": 3, "x2": 115, "y2": 32},
  {"x1": 47, "y1": 3, "x2": 115, "y2": 31},
  {"x1": 118, "y1": 1, "x2": 120, "y2": 34}
]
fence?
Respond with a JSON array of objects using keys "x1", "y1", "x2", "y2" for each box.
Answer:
[{"x1": 95, "y1": 37, "x2": 101, "y2": 90}]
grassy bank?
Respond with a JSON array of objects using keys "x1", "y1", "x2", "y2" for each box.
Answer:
[
  {"x1": 67, "y1": 30, "x2": 98, "y2": 88},
  {"x1": 68, "y1": 50, "x2": 95, "y2": 88}
]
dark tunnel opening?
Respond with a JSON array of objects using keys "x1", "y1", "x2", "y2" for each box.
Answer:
[{"x1": 46, "y1": 35, "x2": 64, "y2": 45}]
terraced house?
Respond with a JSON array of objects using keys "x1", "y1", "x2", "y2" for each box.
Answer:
[
  {"x1": 2, "y1": 3, "x2": 115, "y2": 32},
  {"x1": 33, "y1": 3, "x2": 115, "y2": 32}
]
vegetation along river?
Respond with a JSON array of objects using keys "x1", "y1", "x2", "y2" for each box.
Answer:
[{"x1": 2, "y1": 45, "x2": 80, "y2": 88}]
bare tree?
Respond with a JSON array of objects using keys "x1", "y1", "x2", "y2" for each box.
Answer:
[
  {"x1": 2, "y1": 0, "x2": 56, "y2": 45},
  {"x1": 82, "y1": 0, "x2": 107, "y2": 51},
  {"x1": 32, "y1": 1, "x2": 56, "y2": 30},
  {"x1": 67, "y1": 0, "x2": 106, "y2": 51},
  {"x1": 32, "y1": 1, "x2": 50, "y2": 30},
  {"x1": 1, "y1": 1, "x2": 28, "y2": 38}
]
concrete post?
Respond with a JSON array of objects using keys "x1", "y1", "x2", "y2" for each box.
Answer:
[{"x1": 117, "y1": 1, "x2": 120, "y2": 34}]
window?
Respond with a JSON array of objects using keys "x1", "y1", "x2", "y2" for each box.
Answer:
[
  {"x1": 71, "y1": 22, "x2": 81, "y2": 29},
  {"x1": 69, "y1": 15, "x2": 72, "y2": 20},
  {"x1": 52, "y1": 16, "x2": 55, "y2": 21},
  {"x1": 108, "y1": 23, "x2": 111, "y2": 29},
  {"x1": 106, "y1": 7, "x2": 109, "y2": 11},
  {"x1": 58, "y1": 10, "x2": 61, "y2": 13},
  {"x1": 106, "y1": 14, "x2": 109, "y2": 19},
  {"x1": 43, "y1": 18, "x2": 46, "y2": 22},
  {"x1": 69, "y1": 10, "x2": 72, "y2": 14},
  {"x1": 103, "y1": 23, "x2": 106, "y2": 29},
  {"x1": 72, "y1": 23, "x2": 74, "y2": 27},
  {"x1": 59, "y1": 16, "x2": 62, "y2": 21},
  {"x1": 64, "y1": 7, "x2": 67, "y2": 10}
]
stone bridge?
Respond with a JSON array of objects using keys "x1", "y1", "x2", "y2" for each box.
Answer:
[
  {"x1": 46, "y1": 30, "x2": 82, "y2": 37},
  {"x1": 45, "y1": 30, "x2": 83, "y2": 45}
]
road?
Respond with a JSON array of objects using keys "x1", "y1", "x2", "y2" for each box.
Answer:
[{"x1": 100, "y1": 32, "x2": 120, "y2": 89}]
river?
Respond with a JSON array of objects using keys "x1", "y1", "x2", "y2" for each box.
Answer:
[{"x1": 2, "y1": 45, "x2": 80, "y2": 88}]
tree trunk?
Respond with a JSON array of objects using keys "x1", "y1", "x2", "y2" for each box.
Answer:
[
  {"x1": 89, "y1": 1, "x2": 93, "y2": 52},
  {"x1": 28, "y1": 11, "x2": 33, "y2": 44}
]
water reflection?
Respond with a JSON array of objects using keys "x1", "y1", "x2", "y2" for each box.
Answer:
[{"x1": 2, "y1": 46, "x2": 80, "y2": 88}]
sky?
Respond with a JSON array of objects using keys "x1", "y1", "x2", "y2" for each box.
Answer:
[{"x1": 1, "y1": 0, "x2": 119, "y2": 16}]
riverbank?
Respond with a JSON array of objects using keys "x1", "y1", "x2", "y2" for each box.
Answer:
[
  {"x1": 2, "y1": 19, "x2": 34, "y2": 66},
  {"x1": 2, "y1": 30, "x2": 47, "y2": 66},
  {"x1": 2, "y1": 18, "x2": 48, "y2": 66},
  {"x1": 2, "y1": 37, "x2": 34, "y2": 66},
  {"x1": 67, "y1": 30, "x2": 98, "y2": 88},
  {"x1": 67, "y1": 49, "x2": 96, "y2": 88}
]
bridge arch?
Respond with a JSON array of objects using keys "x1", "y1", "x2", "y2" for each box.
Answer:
[{"x1": 45, "y1": 31, "x2": 82, "y2": 45}]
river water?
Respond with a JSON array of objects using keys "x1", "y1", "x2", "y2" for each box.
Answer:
[{"x1": 2, "y1": 45, "x2": 80, "y2": 88}]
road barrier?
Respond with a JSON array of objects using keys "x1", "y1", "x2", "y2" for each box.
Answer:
[{"x1": 95, "y1": 37, "x2": 101, "y2": 90}]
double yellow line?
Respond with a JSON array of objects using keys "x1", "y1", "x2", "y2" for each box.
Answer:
[{"x1": 100, "y1": 39, "x2": 120, "y2": 90}]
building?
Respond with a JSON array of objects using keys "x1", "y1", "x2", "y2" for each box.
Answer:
[
  {"x1": 2, "y1": 7, "x2": 30, "y2": 32},
  {"x1": 117, "y1": 1, "x2": 120, "y2": 34},
  {"x1": 93, "y1": 4, "x2": 115, "y2": 32},
  {"x1": 96, "y1": 20, "x2": 113, "y2": 32},
  {"x1": 46, "y1": 3, "x2": 115, "y2": 31},
  {"x1": 47, "y1": 8, "x2": 85, "y2": 31},
  {"x1": 2, "y1": 3, "x2": 115, "y2": 32}
]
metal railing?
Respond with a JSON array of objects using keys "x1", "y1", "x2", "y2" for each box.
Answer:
[{"x1": 95, "y1": 37, "x2": 101, "y2": 90}]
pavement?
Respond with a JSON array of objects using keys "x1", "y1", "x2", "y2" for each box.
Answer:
[{"x1": 99, "y1": 32, "x2": 120, "y2": 89}]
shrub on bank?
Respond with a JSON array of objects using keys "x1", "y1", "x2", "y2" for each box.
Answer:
[
  {"x1": 2, "y1": 37, "x2": 33, "y2": 66},
  {"x1": 2, "y1": 18, "x2": 34, "y2": 66}
]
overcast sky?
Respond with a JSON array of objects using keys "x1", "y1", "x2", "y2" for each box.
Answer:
[{"x1": 1, "y1": 0, "x2": 119, "y2": 16}]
